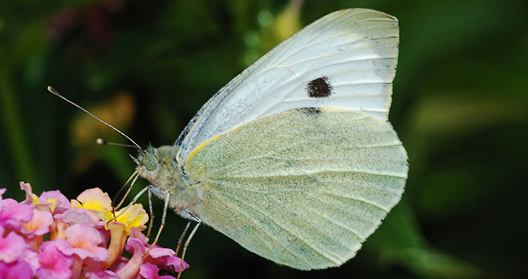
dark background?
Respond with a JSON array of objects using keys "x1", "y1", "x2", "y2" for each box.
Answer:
[{"x1": 1, "y1": 0, "x2": 527, "y2": 278}]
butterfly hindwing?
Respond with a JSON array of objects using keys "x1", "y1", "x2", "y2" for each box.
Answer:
[{"x1": 185, "y1": 108, "x2": 407, "y2": 269}]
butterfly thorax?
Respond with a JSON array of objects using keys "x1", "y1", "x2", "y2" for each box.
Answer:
[{"x1": 135, "y1": 145, "x2": 203, "y2": 218}]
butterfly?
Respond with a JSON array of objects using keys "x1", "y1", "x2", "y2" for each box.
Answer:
[
  {"x1": 133, "y1": 8, "x2": 408, "y2": 270},
  {"x1": 54, "y1": 8, "x2": 408, "y2": 272}
]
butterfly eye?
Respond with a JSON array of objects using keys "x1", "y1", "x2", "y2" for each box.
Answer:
[{"x1": 143, "y1": 153, "x2": 158, "y2": 171}]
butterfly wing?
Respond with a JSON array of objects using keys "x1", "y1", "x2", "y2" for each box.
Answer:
[
  {"x1": 177, "y1": 8, "x2": 406, "y2": 269},
  {"x1": 186, "y1": 108, "x2": 407, "y2": 269},
  {"x1": 176, "y1": 9, "x2": 399, "y2": 162}
]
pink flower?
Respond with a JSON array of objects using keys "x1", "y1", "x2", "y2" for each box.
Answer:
[
  {"x1": 127, "y1": 228, "x2": 189, "y2": 273},
  {"x1": 19, "y1": 182, "x2": 39, "y2": 205},
  {"x1": 20, "y1": 182, "x2": 71, "y2": 216},
  {"x1": 109, "y1": 256, "x2": 129, "y2": 272},
  {"x1": 21, "y1": 208, "x2": 54, "y2": 236},
  {"x1": 71, "y1": 188, "x2": 114, "y2": 222},
  {"x1": 118, "y1": 228, "x2": 188, "y2": 278},
  {"x1": 0, "y1": 185, "x2": 189, "y2": 278},
  {"x1": 140, "y1": 264, "x2": 176, "y2": 279},
  {"x1": 128, "y1": 227, "x2": 150, "y2": 248},
  {"x1": 19, "y1": 247, "x2": 40, "y2": 275},
  {"x1": 36, "y1": 241, "x2": 74, "y2": 279},
  {"x1": 0, "y1": 227, "x2": 30, "y2": 263},
  {"x1": 85, "y1": 268, "x2": 121, "y2": 279},
  {"x1": 143, "y1": 245, "x2": 189, "y2": 273},
  {"x1": 55, "y1": 207, "x2": 102, "y2": 227},
  {"x1": 117, "y1": 228, "x2": 148, "y2": 278},
  {"x1": 154, "y1": 254, "x2": 189, "y2": 273},
  {"x1": 83, "y1": 259, "x2": 121, "y2": 279},
  {"x1": 102, "y1": 203, "x2": 149, "y2": 234},
  {"x1": 39, "y1": 190, "x2": 71, "y2": 213},
  {"x1": 56, "y1": 223, "x2": 109, "y2": 261},
  {"x1": 71, "y1": 188, "x2": 112, "y2": 211},
  {"x1": 102, "y1": 222, "x2": 127, "y2": 270},
  {"x1": 0, "y1": 260, "x2": 34, "y2": 279},
  {"x1": 0, "y1": 199, "x2": 33, "y2": 231}
]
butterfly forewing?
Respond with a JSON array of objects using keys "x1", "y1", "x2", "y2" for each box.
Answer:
[{"x1": 176, "y1": 9, "x2": 399, "y2": 162}]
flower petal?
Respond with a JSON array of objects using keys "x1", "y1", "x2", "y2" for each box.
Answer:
[
  {"x1": 140, "y1": 264, "x2": 176, "y2": 279},
  {"x1": 103, "y1": 204, "x2": 148, "y2": 234},
  {"x1": 37, "y1": 241, "x2": 74, "y2": 279},
  {"x1": 0, "y1": 260, "x2": 34, "y2": 279},
  {"x1": 0, "y1": 199, "x2": 34, "y2": 230},
  {"x1": 19, "y1": 182, "x2": 39, "y2": 205},
  {"x1": 21, "y1": 208, "x2": 54, "y2": 236},
  {"x1": 72, "y1": 188, "x2": 112, "y2": 211},
  {"x1": 56, "y1": 223, "x2": 109, "y2": 261},
  {"x1": 0, "y1": 230, "x2": 30, "y2": 263},
  {"x1": 39, "y1": 190, "x2": 71, "y2": 212}
]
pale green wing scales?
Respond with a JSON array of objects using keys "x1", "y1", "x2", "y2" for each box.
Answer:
[{"x1": 186, "y1": 108, "x2": 407, "y2": 269}]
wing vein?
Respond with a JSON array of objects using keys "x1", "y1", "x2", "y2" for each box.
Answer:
[
  {"x1": 302, "y1": 192, "x2": 369, "y2": 240},
  {"x1": 287, "y1": 10, "x2": 395, "y2": 57},
  {"x1": 266, "y1": 194, "x2": 345, "y2": 263},
  {"x1": 279, "y1": 44, "x2": 399, "y2": 69},
  {"x1": 202, "y1": 122, "x2": 354, "y2": 174},
  {"x1": 204, "y1": 124, "x2": 401, "y2": 176},
  {"x1": 207, "y1": 190, "x2": 272, "y2": 254},
  {"x1": 217, "y1": 189, "x2": 331, "y2": 266}
]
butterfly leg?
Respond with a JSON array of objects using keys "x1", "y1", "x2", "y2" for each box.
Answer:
[
  {"x1": 175, "y1": 221, "x2": 191, "y2": 257},
  {"x1": 177, "y1": 209, "x2": 201, "y2": 279},
  {"x1": 145, "y1": 187, "x2": 170, "y2": 252},
  {"x1": 114, "y1": 170, "x2": 140, "y2": 210},
  {"x1": 107, "y1": 185, "x2": 149, "y2": 223},
  {"x1": 146, "y1": 188, "x2": 154, "y2": 237}
]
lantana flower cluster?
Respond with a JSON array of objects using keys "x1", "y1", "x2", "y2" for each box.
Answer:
[{"x1": 0, "y1": 182, "x2": 188, "y2": 279}]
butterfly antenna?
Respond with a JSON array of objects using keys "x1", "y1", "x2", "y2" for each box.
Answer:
[
  {"x1": 47, "y1": 86, "x2": 142, "y2": 151},
  {"x1": 97, "y1": 138, "x2": 138, "y2": 148}
]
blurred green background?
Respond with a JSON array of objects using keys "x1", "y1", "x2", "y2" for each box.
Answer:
[{"x1": 1, "y1": 0, "x2": 527, "y2": 278}]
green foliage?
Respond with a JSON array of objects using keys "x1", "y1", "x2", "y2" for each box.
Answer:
[{"x1": 0, "y1": 0, "x2": 527, "y2": 278}]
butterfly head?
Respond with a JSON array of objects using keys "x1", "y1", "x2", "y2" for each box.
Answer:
[
  {"x1": 137, "y1": 146, "x2": 159, "y2": 171},
  {"x1": 133, "y1": 145, "x2": 185, "y2": 192},
  {"x1": 133, "y1": 146, "x2": 160, "y2": 182}
]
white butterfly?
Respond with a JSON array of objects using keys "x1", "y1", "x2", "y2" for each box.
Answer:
[{"x1": 135, "y1": 8, "x2": 407, "y2": 270}]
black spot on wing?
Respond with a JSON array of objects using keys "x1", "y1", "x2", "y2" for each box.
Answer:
[
  {"x1": 307, "y1": 76, "x2": 333, "y2": 98},
  {"x1": 297, "y1": 107, "x2": 322, "y2": 115}
]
